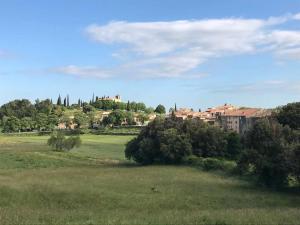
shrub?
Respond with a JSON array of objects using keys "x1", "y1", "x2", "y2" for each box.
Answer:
[
  {"x1": 184, "y1": 155, "x2": 204, "y2": 167},
  {"x1": 47, "y1": 131, "x2": 81, "y2": 151},
  {"x1": 203, "y1": 158, "x2": 224, "y2": 171}
]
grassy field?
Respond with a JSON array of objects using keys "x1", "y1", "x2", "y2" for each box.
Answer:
[{"x1": 0, "y1": 135, "x2": 299, "y2": 225}]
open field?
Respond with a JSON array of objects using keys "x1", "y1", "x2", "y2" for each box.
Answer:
[{"x1": 0, "y1": 135, "x2": 299, "y2": 225}]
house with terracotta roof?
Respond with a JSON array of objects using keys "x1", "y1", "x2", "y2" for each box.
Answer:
[
  {"x1": 170, "y1": 104, "x2": 271, "y2": 134},
  {"x1": 172, "y1": 104, "x2": 237, "y2": 125},
  {"x1": 218, "y1": 108, "x2": 271, "y2": 134}
]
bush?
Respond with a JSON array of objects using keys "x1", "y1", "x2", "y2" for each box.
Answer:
[
  {"x1": 47, "y1": 131, "x2": 81, "y2": 151},
  {"x1": 203, "y1": 158, "x2": 225, "y2": 171},
  {"x1": 184, "y1": 155, "x2": 204, "y2": 167}
]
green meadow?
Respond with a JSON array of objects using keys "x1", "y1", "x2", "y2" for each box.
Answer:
[{"x1": 0, "y1": 134, "x2": 299, "y2": 225}]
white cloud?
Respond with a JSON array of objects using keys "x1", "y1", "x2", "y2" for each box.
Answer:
[
  {"x1": 86, "y1": 19, "x2": 268, "y2": 57},
  {"x1": 293, "y1": 13, "x2": 300, "y2": 20},
  {"x1": 56, "y1": 12, "x2": 300, "y2": 79}
]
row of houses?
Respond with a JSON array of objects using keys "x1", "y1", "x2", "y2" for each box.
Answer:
[{"x1": 172, "y1": 104, "x2": 272, "y2": 134}]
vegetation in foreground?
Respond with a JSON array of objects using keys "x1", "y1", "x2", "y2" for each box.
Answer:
[
  {"x1": 0, "y1": 134, "x2": 300, "y2": 225},
  {"x1": 126, "y1": 103, "x2": 300, "y2": 188}
]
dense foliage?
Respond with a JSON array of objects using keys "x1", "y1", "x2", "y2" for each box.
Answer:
[
  {"x1": 154, "y1": 104, "x2": 166, "y2": 114},
  {"x1": 126, "y1": 103, "x2": 300, "y2": 188},
  {"x1": 276, "y1": 102, "x2": 300, "y2": 130},
  {"x1": 237, "y1": 119, "x2": 297, "y2": 187},
  {"x1": 125, "y1": 117, "x2": 240, "y2": 164},
  {"x1": 0, "y1": 98, "x2": 159, "y2": 133},
  {"x1": 102, "y1": 110, "x2": 136, "y2": 126}
]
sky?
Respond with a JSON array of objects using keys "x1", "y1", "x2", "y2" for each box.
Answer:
[{"x1": 0, "y1": 0, "x2": 300, "y2": 110}]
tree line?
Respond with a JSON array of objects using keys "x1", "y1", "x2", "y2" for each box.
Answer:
[
  {"x1": 0, "y1": 98, "x2": 166, "y2": 132},
  {"x1": 125, "y1": 102, "x2": 300, "y2": 188}
]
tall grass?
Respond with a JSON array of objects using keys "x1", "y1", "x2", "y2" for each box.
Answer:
[{"x1": 0, "y1": 135, "x2": 299, "y2": 225}]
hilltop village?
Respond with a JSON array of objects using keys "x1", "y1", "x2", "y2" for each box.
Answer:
[
  {"x1": 57, "y1": 95, "x2": 272, "y2": 134},
  {"x1": 173, "y1": 104, "x2": 271, "y2": 134},
  {"x1": 0, "y1": 94, "x2": 272, "y2": 134}
]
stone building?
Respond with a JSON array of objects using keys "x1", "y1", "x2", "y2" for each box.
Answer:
[{"x1": 218, "y1": 108, "x2": 271, "y2": 134}]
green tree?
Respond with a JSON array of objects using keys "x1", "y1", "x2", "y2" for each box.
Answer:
[
  {"x1": 35, "y1": 99, "x2": 53, "y2": 115},
  {"x1": 238, "y1": 119, "x2": 292, "y2": 187},
  {"x1": 155, "y1": 104, "x2": 166, "y2": 114},
  {"x1": 83, "y1": 104, "x2": 95, "y2": 113},
  {"x1": 125, "y1": 111, "x2": 135, "y2": 125},
  {"x1": 35, "y1": 113, "x2": 48, "y2": 131},
  {"x1": 74, "y1": 112, "x2": 89, "y2": 129},
  {"x1": 103, "y1": 110, "x2": 126, "y2": 126},
  {"x1": 47, "y1": 114, "x2": 59, "y2": 130},
  {"x1": 159, "y1": 128, "x2": 192, "y2": 163},
  {"x1": 226, "y1": 132, "x2": 242, "y2": 159},
  {"x1": 57, "y1": 95, "x2": 62, "y2": 106},
  {"x1": 0, "y1": 99, "x2": 36, "y2": 119},
  {"x1": 276, "y1": 102, "x2": 300, "y2": 129},
  {"x1": 20, "y1": 117, "x2": 35, "y2": 132},
  {"x1": 3, "y1": 116, "x2": 21, "y2": 132}
]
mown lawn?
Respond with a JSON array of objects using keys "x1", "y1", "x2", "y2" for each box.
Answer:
[{"x1": 0, "y1": 134, "x2": 299, "y2": 225}]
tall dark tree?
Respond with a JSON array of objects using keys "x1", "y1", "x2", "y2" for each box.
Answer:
[
  {"x1": 175, "y1": 103, "x2": 177, "y2": 112},
  {"x1": 92, "y1": 93, "x2": 95, "y2": 103},
  {"x1": 126, "y1": 101, "x2": 130, "y2": 111},
  {"x1": 63, "y1": 98, "x2": 67, "y2": 107},
  {"x1": 57, "y1": 95, "x2": 62, "y2": 106}
]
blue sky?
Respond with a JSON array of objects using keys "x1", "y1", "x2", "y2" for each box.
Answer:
[{"x1": 0, "y1": 0, "x2": 300, "y2": 110}]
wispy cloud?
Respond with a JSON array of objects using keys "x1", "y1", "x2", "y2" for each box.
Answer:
[
  {"x1": 210, "y1": 80, "x2": 300, "y2": 94},
  {"x1": 54, "y1": 12, "x2": 300, "y2": 79}
]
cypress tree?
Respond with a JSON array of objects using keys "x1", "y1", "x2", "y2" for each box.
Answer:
[
  {"x1": 57, "y1": 95, "x2": 62, "y2": 106},
  {"x1": 63, "y1": 98, "x2": 67, "y2": 107},
  {"x1": 92, "y1": 93, "x2": 95, "y2": 103},
  {"x1": 175, "y1": 103, "x2": 177, "y2": 112},
  {"x1": 126, "y1": 101, "x2": 130, "y2": 111}
]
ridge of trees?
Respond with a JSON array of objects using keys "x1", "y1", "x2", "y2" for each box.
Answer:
[{"x1": 0, "y1": 97, "x2": 164, "y2": 133}]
